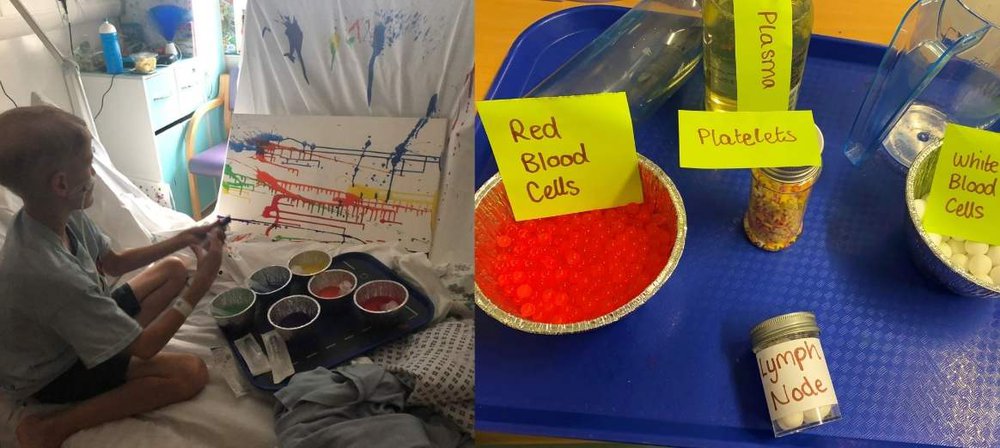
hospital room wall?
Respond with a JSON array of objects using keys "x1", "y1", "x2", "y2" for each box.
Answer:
[
  {"x1": 0, "y1": 0, "x2": 117, "y2": 114},
  {"x1": 0, "y1": 0, "x2": 225, "y2": 112}
]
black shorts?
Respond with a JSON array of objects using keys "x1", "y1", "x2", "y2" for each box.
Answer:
[
  {"x1": 112, "y1": 283, "x2": 141, "y2": 317},
  {"x1": 33, "y1": 284, "x2": 139, "y2": 404},
  {"x1": 34, "y1": 353, "x2": 131, "y2": 404}
]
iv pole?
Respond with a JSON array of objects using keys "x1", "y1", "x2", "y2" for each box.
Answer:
[{"x1": 7, "y1": 0, "x2": 100, "y2": 139}]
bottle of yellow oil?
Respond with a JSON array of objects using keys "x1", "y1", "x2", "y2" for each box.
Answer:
[{"x1": 703, "y1": 0, "x2": 814, "y2": 111}]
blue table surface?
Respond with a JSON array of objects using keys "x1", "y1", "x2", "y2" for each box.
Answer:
[{"x1": 475, "y1": 6, "x2": 1000, "y2": 448}]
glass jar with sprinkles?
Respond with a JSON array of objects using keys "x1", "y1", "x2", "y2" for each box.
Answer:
[
  {"x1": 743, "y1": 166, "x2": 820, "y2": 251},
  {"x1": 751, "y1": 311, "x2": 841, "y2": 437}
]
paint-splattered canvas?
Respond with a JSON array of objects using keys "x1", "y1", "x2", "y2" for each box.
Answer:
[{"x1": 216, "y1": 113, "x2": 446, "y2": 251}]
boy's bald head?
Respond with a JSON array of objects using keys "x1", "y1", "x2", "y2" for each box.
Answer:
[{"x1": 0, "y1": 105, "x2": 92, "y2": 200}]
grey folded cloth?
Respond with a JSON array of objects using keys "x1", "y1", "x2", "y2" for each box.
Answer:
[{"x1": 274, "y1": 365, "x2": 472, "y2": 448}]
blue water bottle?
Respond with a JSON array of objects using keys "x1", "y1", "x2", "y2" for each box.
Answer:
[{"x1": 99, "y1": 20, "x2": 124, "y2": 74}]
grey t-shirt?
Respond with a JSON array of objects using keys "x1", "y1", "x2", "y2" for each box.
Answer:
[{"x1": 0, "y1": 210, "x2": 141, "y2": 400}]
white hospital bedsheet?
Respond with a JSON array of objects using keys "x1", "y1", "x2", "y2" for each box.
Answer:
[{"x1": 0, "y1": 280, "x2": 278, "y2": 448}]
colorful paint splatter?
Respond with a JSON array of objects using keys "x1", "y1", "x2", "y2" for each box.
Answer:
[
  {"x1": 216, "y1": 111, "x2": 446, "y2": 251},
  {"x1": 278, "y1": 14, "x2": 309, "y2": 84},
  {"x1": 327, "y1": 9, "x2": 444, "y2": 106}
]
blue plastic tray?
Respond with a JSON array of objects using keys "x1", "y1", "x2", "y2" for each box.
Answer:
[
  {"x1": 226, "y1": 252, "x2": 434, "y2": 391},
  {"x1": 475, "y1": 6, "x2": 1000, "y2": 447}
]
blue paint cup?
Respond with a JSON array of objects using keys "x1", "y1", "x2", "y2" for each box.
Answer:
[{"x1": 247, "y1": 265, "x2": 293, "y2": 327}]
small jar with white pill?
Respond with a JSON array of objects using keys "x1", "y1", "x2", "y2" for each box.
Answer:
[{"x1": 751, "y1": 312, "x2": 842, "y2": 437}]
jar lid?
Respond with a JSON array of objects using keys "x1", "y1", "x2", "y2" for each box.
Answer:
[
  {"x1": 750, "y1": 311, "x2": 820, "y2": 348},
  {"x1": 760, "y1": 125, "x2": 824, "y2": 182},
  {"x1": 760, "y1": 165, "x2": 820, "y2": 183}
]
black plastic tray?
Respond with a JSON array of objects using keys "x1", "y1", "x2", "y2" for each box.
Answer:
[{"x1": 224, "y1": 252, "x2": 435, "y2": 391}]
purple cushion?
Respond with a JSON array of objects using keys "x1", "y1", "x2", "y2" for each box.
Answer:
[{"x1": 189, "y1": 143, "x2": 228, "y2": 177}]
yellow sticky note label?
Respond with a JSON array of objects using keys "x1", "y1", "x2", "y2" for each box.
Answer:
[
  {"x1": 924, "y1": 124, "x2": 1000, "y2": 246},
  {"x1": 678, "y1": 110, "x2": 820, "y2": 169},
  {"x1": 735, "y1": 0, "x2": 793, "y2": 111},
  {"x1": 477, "y1": 93, "x2": 643, "y2": 221}
]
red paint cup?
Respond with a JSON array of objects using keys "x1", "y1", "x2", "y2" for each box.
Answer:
[
  {"x1": 353, "y1": 280, "x2": 410, "y2": 327},
  {"x1": 308, "y1": 269, "x2": 358, "y2": 311}
]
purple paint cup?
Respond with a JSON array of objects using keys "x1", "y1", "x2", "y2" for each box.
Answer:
[{"x1": 267, "y1": 295, "x2": 321, "y2": 342}]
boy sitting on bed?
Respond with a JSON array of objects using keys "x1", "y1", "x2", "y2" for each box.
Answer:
[{"x1": 0, "y1": 106, "x2": 226, "y2": 448}]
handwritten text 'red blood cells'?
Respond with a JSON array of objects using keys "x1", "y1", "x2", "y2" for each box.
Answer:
[
  {"x1": 509, "y1": 117, "x2": 590, "y2": 203},
  {"x1": 758, "y1": 339, "x2": 831, "y2": 412}
]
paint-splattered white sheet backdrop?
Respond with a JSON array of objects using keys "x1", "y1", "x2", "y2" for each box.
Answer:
[
  {"x1": 237, "y1": 0, "x2": 474, "y2": 265},
  {"x1": 217, "y1": 114, "x2": 446, "y2": 251}
]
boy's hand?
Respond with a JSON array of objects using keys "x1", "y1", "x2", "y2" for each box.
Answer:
[
  {"x1": 189, "y1": 228, "x2": 225, "y2": 289},
  {"x1": 177, "y1": 221, "x2": 219, "y2": 247}
]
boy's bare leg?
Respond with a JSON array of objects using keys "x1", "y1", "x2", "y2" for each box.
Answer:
[
  {"x1": 15, "y1": 352, "x2": 208, "y2": 448},
  {"x1": 126, "y1": 256, "x2": 190, "y2": 327}
]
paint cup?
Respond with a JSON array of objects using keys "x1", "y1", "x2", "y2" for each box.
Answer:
[
  {"x1": 308, "y1": 269, "x2": 358, "y2": 312},
  {"x1": 209, "y1": 287, "x2": 256, "y2": 337},
  {"x1": 287, "y1": 250, "x2": 332, "y2": 295},
  {"x1": 247, "y1": 265, "x2": 293, "y2": 326},
  {"x1": 267, "y1": 295, "x2": 321, "y2": 342},
  {"x1": 353, "y1": 280, "x2": 410, "y2": 327}
]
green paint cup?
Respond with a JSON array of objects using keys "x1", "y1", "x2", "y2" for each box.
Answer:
[{"x1": 210, "y1": 287, "x2": 257, "y2": 337}]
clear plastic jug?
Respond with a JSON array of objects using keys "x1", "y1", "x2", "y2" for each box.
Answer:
[
  {"x1": 526, "y1": 0, "x2": 704, "y2": 124},
  {"x1": 843, "y1": 0, "x2": 1000, "y2": 170}
]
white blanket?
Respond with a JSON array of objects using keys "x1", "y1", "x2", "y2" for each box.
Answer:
[{"x1": 0, "y1": 280, "x2": 278, "y2": 448}]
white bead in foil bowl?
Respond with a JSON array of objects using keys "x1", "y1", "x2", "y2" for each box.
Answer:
[{"x1": 905, "y1": 145, "x2": 1000, "y2": 298}]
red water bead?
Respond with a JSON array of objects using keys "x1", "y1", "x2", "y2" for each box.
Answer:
[
  {"x1": 496, "y1": 274, "x2": 510, "y2": 286},
  {"x1": 566, "y1": 251, "x2": 582, "y2": 266},
  {"x1": 511, "y1": 270, "x2": 526, "y2": 283},
  {"x1": 536, "y1": 232, "x2": 552, "y2": 245},
  {"x1": 520, "y1": 303, "x2": 536, "y2": 317},
  {"x1": 516, "y1": 284, "x2": 533, "y2": 300},
  {"x1": 497, "y1": 235, "x2": 513, "y2": 248}
]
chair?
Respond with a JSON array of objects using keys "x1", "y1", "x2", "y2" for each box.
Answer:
[{"x1": 185, "y1": 65, "x2": 238, "y2": 220}]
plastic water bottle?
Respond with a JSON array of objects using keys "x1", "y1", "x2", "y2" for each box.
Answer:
[{"x1": 99, "y1": 20, "x2": 124, "y2": 74}]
